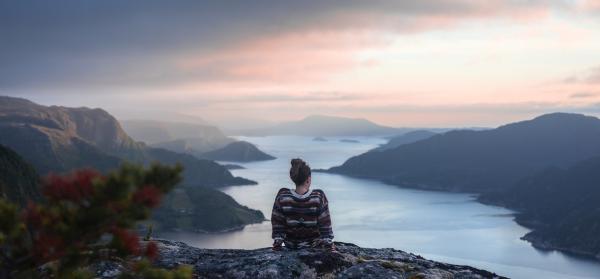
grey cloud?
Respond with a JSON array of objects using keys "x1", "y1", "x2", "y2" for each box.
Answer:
[
  {"x1": 561, "y1": 66, "x2": 600, "y2": 85},
  {"x1": 212, "y1": 92, "x2": 363, "y2": 104},
  {"x1": 0, "y1": 0, "x2": 569, "y2": 90},
  {"x1": 329, "y1": 101, "x2": 600, "y2": 115},
  {"x1": 570, "y1": 92, "x2": 599, "y2": 98},
  {"x1": 585, "y1": 67, "x2": 600, "y2": 84}
]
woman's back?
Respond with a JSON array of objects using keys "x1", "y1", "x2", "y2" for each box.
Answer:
[
  {"x1": 271, "y1": 158, "x2": 334, "y2": 250},
  {"x1": 271, "y1": 188, "x2": 333, "y2": 249}
]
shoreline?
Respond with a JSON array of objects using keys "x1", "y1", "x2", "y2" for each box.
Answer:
[{"x1": 318, "y1": 169, "x2": 600, "y2": 264}]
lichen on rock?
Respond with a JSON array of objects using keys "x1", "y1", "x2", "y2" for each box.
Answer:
[{"x1": 96, "y1": 239, "x2": 506, "y2": 279}]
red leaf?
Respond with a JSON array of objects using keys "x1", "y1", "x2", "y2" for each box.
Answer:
[
  {"x1": 145, "y1": 241, "x2": 159, "y2": 260},
  {"x1": 112, "y1": 228, "x2": 141, "y2": 255},
  {"x1": 132, "y1": 185, "x2": 162, "y2": 208},
  {"x1": 42, "y1": 169, "x2": 102, "y2": 202}
]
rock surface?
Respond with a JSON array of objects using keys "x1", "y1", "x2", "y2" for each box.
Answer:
[{"x1": 98, "y1": 239, "x2": 506, "y2": 278}]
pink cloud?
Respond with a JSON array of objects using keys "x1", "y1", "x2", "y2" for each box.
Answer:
[
  {"x1": 175, "y1": 31, "x2": 388, "y2": 86},
  {"x1": 169, "y1": 0, "x2": 555, "y2": 89}
]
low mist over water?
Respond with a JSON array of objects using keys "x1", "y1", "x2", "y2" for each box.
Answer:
[{"x1": 159, "y1": 136, "x2": 600, "y2": 279}]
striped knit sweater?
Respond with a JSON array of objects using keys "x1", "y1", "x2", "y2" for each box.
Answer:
[{"x1": 271, "y1": 188, "x2": 334, "y2": 249}]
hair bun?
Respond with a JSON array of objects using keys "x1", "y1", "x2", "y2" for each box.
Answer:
[
  {"x1": 291, "y1": 158, "x2": 304, "y2": 167},
  {"x1": 290, "y1": 158, "x2": 311, "y2": 186}
]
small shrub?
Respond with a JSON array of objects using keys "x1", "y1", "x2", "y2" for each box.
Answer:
[{"x1": 0, "y1": 163, "x2": 192, "y2": 278}]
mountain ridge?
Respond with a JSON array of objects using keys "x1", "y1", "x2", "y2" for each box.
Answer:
[
  {"x1": 327, "y1": 112, "x2": 600, "y2": 192},
  {"x1": 0, "y1": 96, "x2": 264, "y2": 232},
  {"x1": 123, "y1": 119, "x2": 275, "y2": 162},
  {"x1": 324, "y1": 112, "x2": 600, "y2": 261},
  {"x1": 200, "y1": 141, "x2": 276, "y2": 162},
  {"x1": 0, "y1": 96, "x2": 255, "y2": 187},
  {"x1": 373, "y1": 130, "x2": 437, "y2": 151},
  {"x1": 231, "y1": 114, "x2": 410, "y2": 137}
]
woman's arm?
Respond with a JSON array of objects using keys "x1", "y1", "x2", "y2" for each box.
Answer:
[
  {"x1": 271, "y1": 190, "x2": 286, "y2": 249},
  {"x1": 317, "y1": 191, "x2": 334, "y2": 248}
]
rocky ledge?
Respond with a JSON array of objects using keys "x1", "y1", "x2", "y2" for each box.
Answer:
[{"x1": 98, "y1": 239, "x2": 505, "y2": 278}]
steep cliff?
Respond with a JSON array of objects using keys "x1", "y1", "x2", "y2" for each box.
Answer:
[
  {"x1": 0, "y1": 144, "x2": 41, "y2": 206},
  {"x1": 0, "y1": 96, "x2": 255, "y2": 187}
]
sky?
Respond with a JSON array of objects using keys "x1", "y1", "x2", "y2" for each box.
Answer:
[{"x1": 1, "y1": 0, "x2": 600, "y2": 128}]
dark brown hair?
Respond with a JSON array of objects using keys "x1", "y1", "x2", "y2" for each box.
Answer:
[{"x1": 290, "y1": 158, "x2": 311, "y2": 186}]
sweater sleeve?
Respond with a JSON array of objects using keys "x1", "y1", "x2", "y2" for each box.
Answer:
[
  {"x1": 271, "y1": 190, "x2": 286, "y2": 244},
  {"x1": 317, "y1": 191, "x2": 334, "y2": 242}
]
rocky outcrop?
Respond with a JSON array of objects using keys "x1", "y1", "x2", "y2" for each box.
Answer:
[{"x1": 97, "y1": 240, "x2": 505, "y2": 279}]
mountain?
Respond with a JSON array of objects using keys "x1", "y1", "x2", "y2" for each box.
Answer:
[
  {"x1": 110, "y1": 109, "x2": 210, "y2": 126},
  {"x1": 0, "y1": 96, "x2": 126, "y2": 174},
  {"x1": 233, "y1": 115, "x2": 408, "y2": 137},
  {"x1": 151, "y1": 137, "x2": 235, "y2": 155},
  {"x1": 373, "y1": 130, "x2": 437, "y2": 151},
  {"x1": 200, "y1": 141, "x2": 276, "y2": 162},
  {"x1": 0, "y1": 145, "x2": 41, "y2": 206},
  {"x1": 324, "y1": 112, "x2": 600, "y2": 261},
  {"x1": 121, "y1": 120, "x2": 228, "y2": 146},
  {"x1": 327, "y1": 113, "x2": 600, "y2": 193},
  {"x1": 0, "y1": 96, "x2": 263, "y2": 232},
  {"x1": 144, "y1": 148, "x2": 255, "y2": 187},
  {"x1": 152, "y1": 186, "x2": 265, "y2": 232},
  {"x1": 0, "y1": 96, "x2": 254, "y2": 187},
  {"x1": 480, "y1": 156, "x2": 600, "y2": 260},
  {"x1": 0, "y1": 143, "x2": 261, "y2": 233},
  {"x1": 122, "y1": 119, "x2": 275, "y2": 162}
]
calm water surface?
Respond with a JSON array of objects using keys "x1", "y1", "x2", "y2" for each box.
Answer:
[{"x1": 159, "y1": 136, "x2": 600, "y2": 279}]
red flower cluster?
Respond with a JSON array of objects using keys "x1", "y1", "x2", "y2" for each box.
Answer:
[
  {"x1": 22, "y1": 202, "x2": 66, "y2": 263},
  {"x1": 32, "y1": 233, "x2": 66, "y2": 263},
  {"x1": 112, "y1": 228, "x2": 141, "y2": 255},
  {"x1": 144, "y1": 241, "x2": 159, "y2": 261},
  {"x1": 132, "y1": 185, "x2": 162, "y2": 208},
  {"x1": 23, "y1": 202, "x2": 43, "y2": 228},
  {"x1": 43, "y1": 169, "x2": 102, "y2": 202}
]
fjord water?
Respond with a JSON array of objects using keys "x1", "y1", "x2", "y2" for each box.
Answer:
[{"x1": 161, "y1": 136, "x2": 600, "y2": 279}]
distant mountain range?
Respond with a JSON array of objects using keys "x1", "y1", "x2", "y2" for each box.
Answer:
[
  {"x1": 325, "y1": 112, "x2": 600, "y2": 260},
  {"x1": 328, "y1": 113, "x2": 600, "y2": 192},
  {"x1": 0, "y1": 96, "x2": 255, "y2": 187},
  {"x1": 231, "y1": 115, "x2": 411, "y2": 137},
  {"x1": 200, "y1": 141, "x2": 276, "y2": 162},
  {"x1": 122, "y1": 119, "x2": 275, "y2": 162},
  {"x1": 151, "y1": 137, "x2": 234, "y2": 155},
  {"x1": 121, "y1": 119, "x2": 230, "y2": 146}
]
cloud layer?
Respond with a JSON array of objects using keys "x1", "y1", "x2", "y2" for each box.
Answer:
[{"x1": 1, "y1": 0, "x2": 600, "y2": 126}]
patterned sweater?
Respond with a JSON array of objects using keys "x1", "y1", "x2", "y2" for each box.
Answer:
[{"x1": 271, "y1": 188, "x2": 334, "y2": 249}]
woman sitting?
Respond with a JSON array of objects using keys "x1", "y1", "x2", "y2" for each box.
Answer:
[{"x1": 271, "y1": 158, "x2": 334, "y2": 251}]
